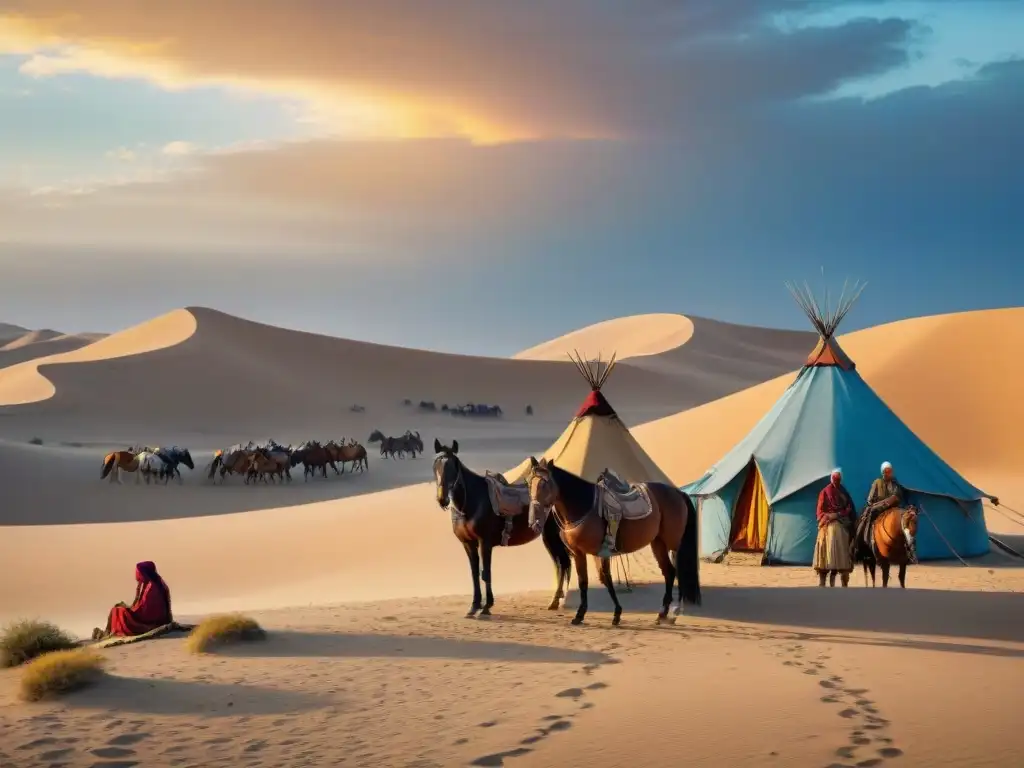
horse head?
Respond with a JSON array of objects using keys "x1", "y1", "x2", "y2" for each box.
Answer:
[
  {"x1": 432, "y1": 438, "x2": 461, "y2": 508},
  {"x1": 525, "y1": 456, "x2": 557, "y2": 532},
  {"x1": 178, "y1": 448, "x2": 195, "y2": 470},
  {"x1": 901, "y1": 505, "x2": 919, "y2": 551}
]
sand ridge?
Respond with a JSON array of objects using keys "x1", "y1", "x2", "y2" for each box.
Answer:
[{"x1": 514, "y1": 313, "x2": 697, "y2": 361}]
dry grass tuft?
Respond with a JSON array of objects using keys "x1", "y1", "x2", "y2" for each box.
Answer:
[
  {"x1": 19, "y1": 648, "x2": 106, "y2": 702},
  {"x1": 186, "y1": 614, "x2": 266, "y2": 654},
  {"x1": 1, "y1": 619, "x2": 79, "y2": 668}
]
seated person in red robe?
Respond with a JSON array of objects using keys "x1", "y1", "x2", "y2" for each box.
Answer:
[{"x1": 92, "y1": 561, "x2": 173, "y2": 640}]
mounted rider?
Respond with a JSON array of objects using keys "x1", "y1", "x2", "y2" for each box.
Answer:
[{"x1": 855, "y1": 461, "x2": 915, "y2": 562}]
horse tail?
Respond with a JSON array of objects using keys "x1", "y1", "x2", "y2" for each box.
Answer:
[
  {"x1": 676, "y1": 491, "x2": 702, "y2": 606},
  {"x1": 101, "y1": 453, "x2": 116, "y2": 479},
  {"x1": 541, "y1": 512, "x2": 572, "y2": 587},
  {"x1": 208, "y1": 454, "x2": 222, "y2": 479}
]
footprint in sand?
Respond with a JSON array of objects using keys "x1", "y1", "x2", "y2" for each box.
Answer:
[
  {"x1": 90, "y1": 747, "x2": 137, "y2": 759},
  {"x1": 838, "y1": 709, "x2": 859, "y2": 719},
  {"x1": 40, "y1": 747, "x2": 75, "y2": 760},
  {"x1": 556, "y1": 688, "x2": 584, "y2": 700},
  {"x1": 520, "y1": 734, "x2": 545, "y2": 745},
  {"x1": 585, "y1": 682, "x2": 608, "y2": 691},
  {"x1": 469, "y1": 747, "x2": 532, "y2": 766},
  {"x1": 878, "y1": 747, "x2": 904, "y2": 758},
  {"x1": 855, "y1": 759, "x2": 884, "y2": 767},
  {"x1": 543, "y1": 720, "x2": 572, "y2": 734},
  {"x1": 88, "y1": 761, "x2": 139, "y2": 768},
  {"x1": 478, "y1": 721, "x2": 498, "y2": 728},
  {"x1": 819, "y1": 680, "x2": 837, "y2": 689},
  {"x1": 107, "y1": 733, "x2": 150, "y2": 747}
]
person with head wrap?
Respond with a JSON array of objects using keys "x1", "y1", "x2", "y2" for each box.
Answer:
[
  {"x1": 92, "y1": 561, "x2": 173, "y2": 640},
  {"x1": 813, "y1": 468, "x2": 856, "y2": 586},
  {"x1": 854, "y1": 461, "x2": 907, "y2": 558}
]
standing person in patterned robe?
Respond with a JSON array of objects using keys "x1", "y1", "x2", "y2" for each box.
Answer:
[{"x1": 814, "y1": 468, "x2": 856, "y2": 587}]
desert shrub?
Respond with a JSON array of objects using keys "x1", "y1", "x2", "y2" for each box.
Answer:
[
  {"x1": 28, "y1": 437, "x2": 43, "y2": 445},
  {"x1": 186, "y1": 614, "x2": 266, "y2": 654},
  {"x1": 1, "y1": 619, "x2": 79, "y2": 668},
  {"x1": 19, "y1": 648, "x2": 105, "y2": 702}
]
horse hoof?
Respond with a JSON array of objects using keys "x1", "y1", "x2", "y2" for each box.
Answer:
[
  {"x1": 571, "y1": 617, "x2": 584, "y2": 626},
  {"x1": 480, "y1": 606, "x2": 492, "y2": 616},
  {"x1": 547, "y1": 602, "x2": 560, "y2": 611},
  {"x1": 611, "y1": 615, "x2": 621, "y2": 627},
  {"x1": 466, "y1": 606, "x2": 481, "y2": 618}
]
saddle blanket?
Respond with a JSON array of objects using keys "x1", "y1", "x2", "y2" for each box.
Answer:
[
  {"x1": 596, "y1": 480, "x2": 654, "y2": 522},
  {"x1": 485, "y1": 472, "x2": 530, "y2": 518}
]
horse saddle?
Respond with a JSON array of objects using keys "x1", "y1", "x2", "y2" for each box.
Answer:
[
  {"x1": 597, "y1": 468, "x2": 632, "y2": 494},
  {"x1": 485, "y1": 472, "x2": 530, "y2": 518},
  {"x1": 595, "y1": 477, "x2": 654, "y2": 522}
]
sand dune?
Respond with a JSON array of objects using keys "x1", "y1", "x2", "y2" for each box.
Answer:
[
  {"x1": 0, "y1": 306, "x2": 812, "y2": 444},
  {"x1": 0, "y1": 325, "x2": 107, "y2": 372},
  {"x1": 514, "y1": 313, "x2": 697, "y2": 360}
]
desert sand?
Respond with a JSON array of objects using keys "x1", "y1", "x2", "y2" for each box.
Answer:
[
  {"x1": 0, "y1": 323, "x2": 106, "y2": 374},
  {"x1": 1, "y1": 306, "x2": 1022, "y2": 767}
]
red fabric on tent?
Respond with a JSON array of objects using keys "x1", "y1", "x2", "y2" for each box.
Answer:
[{"x1": 575, "y1": 389, "x2": 616, "y2": 418}]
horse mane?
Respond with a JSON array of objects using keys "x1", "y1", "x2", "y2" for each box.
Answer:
[{"x1": 548, "y1": 462, "x2": 596, "y2": 512}]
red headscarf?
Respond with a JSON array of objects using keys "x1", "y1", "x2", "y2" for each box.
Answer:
[{"x1": 133, "y1": 561, "x2": 172, "y2": 617}]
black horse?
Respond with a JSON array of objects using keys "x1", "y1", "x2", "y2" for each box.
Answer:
[
  {"x1": 433, "y1": 439, "x2": 572, "y2": 617},
  {"x1": 155, "y1": 447, "x2": 195, "y2": 484}
]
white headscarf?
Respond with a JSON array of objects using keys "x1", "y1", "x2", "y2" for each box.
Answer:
[
  {"x1": 881, "y1": 461, "x2": 893, "y2": 473},
  {"x1": 830, "y1": 467, "x2": 842, "y2": 479}
]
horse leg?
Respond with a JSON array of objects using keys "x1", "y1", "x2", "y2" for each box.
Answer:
[
  {"x1": 542, "y1": 518, "x2": 569, "y2": 610},
  {"x1": 649, "y1": 538, "x2": 675, "y2": 623},
  {"x1": 480, "y1": 541, "x2": 495, "y2": 615},
  {"x1": 599, "y1": 556, "x2": 623, "y2": 626},
  {"x1": 464, "y1": 540, "x2": 483, "y2": 617},
  {"x1": 571, "y1": 551, "x2": 589, "y2": 626},
  {"x1": 898, "y1": 563, "x2": 907, "y2": 589},
  {"x1": 880, "y1": 561, "x2": 891, "y2": 588}
]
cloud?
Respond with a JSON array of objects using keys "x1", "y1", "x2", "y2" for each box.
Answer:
[
  {"x1": 161, "y1": 140, "x2": 196, "y2": 156},
  {"x1": 0, "y1": 1, "x2": 917, "y2": 141},
  {"x1": 105, "y1": 146, "x2": 136, "y2": 162},
  {"x1": 1, "y1": 56, "x2": 1020, "y2": 268}
]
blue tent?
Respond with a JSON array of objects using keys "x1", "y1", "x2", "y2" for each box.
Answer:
[{"x1": 683, "y1": 288, "x2": 993, "y2": 565}]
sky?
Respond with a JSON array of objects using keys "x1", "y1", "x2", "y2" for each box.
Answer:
[{"x1": 0, "y1": 1, "x2": 1021, "y2": 355}]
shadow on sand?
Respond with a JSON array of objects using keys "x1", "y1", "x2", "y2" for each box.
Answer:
[
  {"x1": 498, "y1": 583, "x2": 1024, "y2": 657},
  {"x1": 213, "y1": 630, "x2": 611, "y2": 665},
  {"x1": 62, "y1": 674, "x2": 330, "y2": 716}
]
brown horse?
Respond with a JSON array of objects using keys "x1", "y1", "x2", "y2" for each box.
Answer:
[
  {"x1": 434, "y1": 440, "x2": 572, "y2": 617},
  {"x1": 525, "y1": 457, "x2": 700, "y2": 626},
  {"x1": 207, "y1": 449, "x2": 253, "y2": 483},
  {"x1": 246, "y1": 453, "x2": 288, "y2": 484},
  {"x1": 861, "y1": 506, "x2": 919, "y2": 588},
  {"x1": 101, "y1": 451, "x2": 140, "y2": 484},
  {"x1": 336, "y1": 441, "x2": 368, "y2": 473}
]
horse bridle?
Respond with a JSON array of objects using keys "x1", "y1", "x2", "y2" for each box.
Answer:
[
  {"x1": 528, "y1": 467, "x2": 588, "y2": 532},
  {"x1": 434, "y1": 452, "x2": 465, "y2": 513}
]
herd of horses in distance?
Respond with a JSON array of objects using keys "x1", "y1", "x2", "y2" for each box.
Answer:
[{"x1": 99, "y1": 431, "x2": 424, "y2": 485}]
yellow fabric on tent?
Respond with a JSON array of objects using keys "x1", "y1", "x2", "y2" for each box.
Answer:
[
  {"x1": 505, "y1": 413, "x2": 673, "y2": 485},
  {"x1": 729, "y1": 464, "x2": 770, "y2": 551}
]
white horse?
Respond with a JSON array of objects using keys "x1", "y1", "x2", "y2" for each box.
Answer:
[{"x1": 137, "y1": 451, "x2": 170, "y2": 485}]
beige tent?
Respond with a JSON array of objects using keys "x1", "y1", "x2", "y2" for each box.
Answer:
[{"x1": 505, "y1": 352, "x2": 672, "y2": 485}]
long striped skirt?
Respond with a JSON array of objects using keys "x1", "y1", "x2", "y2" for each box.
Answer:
[{"x1": 813, "y1": 520, "x2": 853, "y2": 573}]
